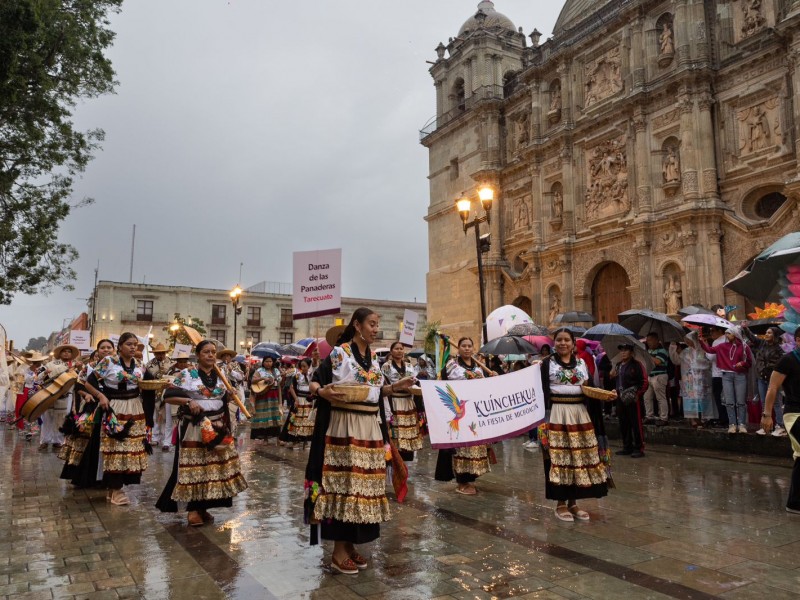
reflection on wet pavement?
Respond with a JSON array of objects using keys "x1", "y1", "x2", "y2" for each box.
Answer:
[{"x1": 2, "y1": 425, "x2": 800, "y2": 599}]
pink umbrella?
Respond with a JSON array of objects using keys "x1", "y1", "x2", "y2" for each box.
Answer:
[
  {"x1": 523, "y1": 335, "x2": 554, "y2": 351},
  {"x1": 303, "y1": 339, "x2": 333, "y2": 360},
  {"x1": 577, "y1": 338, "x2": 602, "y2": 352},
  {"x1": 681, "y1": 314, "x2": 732, "y2": 329}
]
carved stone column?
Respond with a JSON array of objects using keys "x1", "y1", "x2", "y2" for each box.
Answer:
[
  {"x1": 697, "y1": 90, "x2": 719, "y2": 200},
  {"x1": 680, "y1": 229, "x2": 701, "y2": 305},
  {"x1": 705, "y1": 222, "x2": 725, "y2": 303},
  {"x1": 530, "y1": 80, "x2": 541, "y2": 140},
  {"x1": 529, "y1": 163, "x2": 543, "y2": 245},
  {"x1": 465, "y1": 58, "x2": 474, "y2": 97},
  {"x1": 435, "y1": 80, "x2": 444, "y2": 118},
  {"x1": 789, "y1": 47, "x2": 800, "y2": 180},
  {"x1": 560, "y1": 257, "x2": 574, "y2": 308},
  {"x1": 633, "y1": 107, "x2": 653, "y2": 214},
  {"x1": 635, "y1": 237, "x2": 653, "y2": 308},
  {"x1": 678, "y1": 89, "x2": 700, "y2": 201},
  {"x1": 631, "y1": 18, "x2": 645, "y2": 89},
  {"x1": 561, "y1": 143, "x2": 575, "y2": 234},
  {"x1": 674, "y1": 0, "x2": 691, "y2": 67}
]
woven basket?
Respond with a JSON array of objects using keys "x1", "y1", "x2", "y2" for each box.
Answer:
[
  {"x1": 139, "y1": 379, "x2": 172, "y2": 391},
  {"x1": 330, "y1": 384, "x2": 371, "y2": 403},
  {"x1": 581, "y1": 385, "x2": 617, "y2": 402}
]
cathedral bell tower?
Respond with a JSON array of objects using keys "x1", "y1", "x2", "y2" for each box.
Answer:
[{"x1": 421, "y1": 1, "x2": 526, "y2": 340}]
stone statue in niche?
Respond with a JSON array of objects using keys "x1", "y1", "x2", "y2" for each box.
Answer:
[
  {"x1": 517, "y1": 112, "x2": 530, "y2": 148},
  {"x1": 550, "y1": 86, "x2": 561, "y2": 112},
  {"x1": 748, "y1": 105, "x2": 770, "y2": 151},
  {"x1": 662, "y1": 147, "x2": 680, "y2": 183},
  {"x1": 548, "y1": 290, "x2": 562, "y2": 324},
  {"x1": 741, "y1": 0, "x2": 766, "y2": 38},
  {"x1": 512, "y1": 197, "x2": 530, "y2": 230},
  {"x1": 552, "y1": 189, "x2": 563, "y2": 219},
  {"x1": 585, "y1": 138, "x2": 629, "y2": 219},
  {"x1": 663, "y1": 274, "x2": 682, "y2": 315},
  {"x1": 738, "y1": 99, "x2": 782, "y2": 155},
  {"x1": 659, "y1": 22, "x2": 674, "y2": 55}
]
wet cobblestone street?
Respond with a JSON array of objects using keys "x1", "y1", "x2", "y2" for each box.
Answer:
[{"x1": 3, "y1": 424, "x2": 800, "y2": 599}]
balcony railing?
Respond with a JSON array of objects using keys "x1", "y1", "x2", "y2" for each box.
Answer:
[
  {"x1": 419, "y1": 84, "x2": 504, "y2": 142},
  {"x1": 246, "y1": 319, "x2": 262, "y2": 327},
  {"x1": 121, "y1": 311, "x2": 170, "y2": 324},
  {"x1": 211, "y1": 316, "x2": 227, "y2": 325},
  {"x1": 279, "y1": 320, "x2": 294, "y2": 329}
]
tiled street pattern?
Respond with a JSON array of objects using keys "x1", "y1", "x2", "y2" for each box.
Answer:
[{"x1": 3, "y1": 425, "x2": 800, "y2": 599}]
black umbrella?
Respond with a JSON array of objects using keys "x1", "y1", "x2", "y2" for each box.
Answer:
[
  {"x1": 724, "y1": 232, "x2": 800, "y2": 302},
  {"x1": 618, "y1": 309, "x2": 685, "y2": 343},
  {"x1": 553, "y1": 311, "x2": 595, "y2": 324},
  {"x1": 583, "y1": 323, "x2": 635, "y2": 341},
  {"x1": 407, "y1": 348, "x2": 426, "y2": 358},
  {"x1": 479, "y1": 335, "x2": 538, "y2": 356},
  {"x1": 507, "y1": 322, "x2": 551, "y2": 337},
  {"x1": 677, "y1": 304, "x2": 715, "y2": 317},
  {"x1": 742, "y1": 318, "x2": 786, "y2": 334}
]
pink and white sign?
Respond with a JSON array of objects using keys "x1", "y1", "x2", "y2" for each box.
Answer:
[{"x1": 292, "y1": 249, "x2": 342, "y2": 320}]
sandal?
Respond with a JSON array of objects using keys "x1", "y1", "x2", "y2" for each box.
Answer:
[
  {"x1": 331, "y1": 556, "x2": 359, "y2": 575},
  {"x1": 455, "y1": 484, "x2": 477, "y2": 495},
  {"x1": 569, "y1": 506, "x2": 590, "y2": 521},
  {"x1": 109, "y1": 490, "x2": 130, "y2": 506},
  {"x1": 554, "y1": 506, "x2": 574, "y2": 522},
  {"x1": 187, "y1": 511, "x2": 204, "y2": 527},
  {"x1": 201, "y1": 511, "x2": 215, "y2": 524},
  {"x1": 349, "y1": 552, "x2": 367, "y2": 569}
]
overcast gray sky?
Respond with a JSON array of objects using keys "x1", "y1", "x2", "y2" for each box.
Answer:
[{"x1": 0, "y1": 1, "x2": 562, "y2": 347}]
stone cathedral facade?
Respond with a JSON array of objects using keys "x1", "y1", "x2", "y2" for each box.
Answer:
[{"x1": 421, "y1": 0, "x2": 800, "y2": 339}]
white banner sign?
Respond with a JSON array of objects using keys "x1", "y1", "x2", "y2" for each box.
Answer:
[
  {"x1": 172, "y1": 343, "x2": 192, "y2": 359},
  {"x1": 109, "y1": 334, "x2": 120, "y2": 347},
  {"x1": 398, "y1": 309, "x2": 418, "y2": 347},
  {"x1": 69, "y1": 330, "x2": 91, "y2": 350},
  {"x1": 420, "y1": 364, "x2": 545, "y2": 449},
  {"x1": 292, "y1": 248, "x2": 342, "y2": 320}
]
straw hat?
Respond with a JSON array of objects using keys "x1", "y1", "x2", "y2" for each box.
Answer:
[
  {"x1": 25, "y1": 351, "x2": 48, "y2": 363},
  {"x1": 53, "y1": 344, "x2": 80, "y2": 359},
  {"x1": 172, "y1": 349, "x2": 192, "y2": 360},
  {"x1": 217, "y1": 348, "x2": 237, "y2": 360},
  {"x1": 150, "y1": 342, "x2": 168, "y2": 354},
  {"x1": 325, "y1": 325, "x2": 347, "y2": 348}
]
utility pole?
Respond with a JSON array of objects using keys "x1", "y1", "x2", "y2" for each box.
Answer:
[{"x1": 129, "y1": 224, "x2": 136, "y2": 283}]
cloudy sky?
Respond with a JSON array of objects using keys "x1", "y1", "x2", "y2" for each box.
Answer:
[{"x1": 1, "y1": 0, "x2": 563, "y2": 347}]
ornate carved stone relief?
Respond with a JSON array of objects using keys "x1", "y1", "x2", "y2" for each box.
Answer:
[
  {"x1": 584, "y1": 47, "x2": 623, "y2": 108},
  {"x1": 740, "y1": 0, "x2": 766, "y2": 40},
  {"x1": 738, "y1": 98, "x2": 782, "y2": 155},
  {"x1": 511, "y1": 195, "x2": 531, "y2": 231},
  {"x1": 585, "y1": 137, "x2": 629, "y2": 220}
]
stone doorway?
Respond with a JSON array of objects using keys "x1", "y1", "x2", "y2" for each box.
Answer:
[
  {"x1": 592, "y1": 262, "x2": 631, "y2": 323},
  {"x1": 511, "y1": 295, "x2": 532, "y2": 319}
]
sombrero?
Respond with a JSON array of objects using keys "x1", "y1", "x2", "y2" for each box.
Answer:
[
  {"x1": 25, "y1": 351, "x2": 48, "y2": 363},
  {"x1": 325, "y1": 325, "x2": 347, "y2": 348},
  {"x1": 150, "y1": 342, "x2": 168, "y2": 354},
  {"x1": 217, "y1": 348, "x2": 237, "y2": 359},
  {"x1": 172, "y1": 350, "x2": 192, "y2": 360},
  {"x1": 53, "y1": 344, "x2": 80, "y2": 359}
]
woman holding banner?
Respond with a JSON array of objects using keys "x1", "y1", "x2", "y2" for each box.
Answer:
[
  {"x1": 305, "y1": 308, "x2": 414, "y2": 574},
  {"x1": 540, "y1": 328, "x2": 608, "y2": 522},
  {"x1": 434, "y1": 337, "x2": 492, "y2": 496}
]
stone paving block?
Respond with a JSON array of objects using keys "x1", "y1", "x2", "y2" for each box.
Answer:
[
  {"x1": 719, "y1": 581, "x2": 800, "y2": 599},
  {"x1": 93, "y1": 575, "x2": 136, "y2": 591}
]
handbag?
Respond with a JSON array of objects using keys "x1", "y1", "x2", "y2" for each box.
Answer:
[{"x1": 620, "y1": 387, "x2": 638, "y2": 406}]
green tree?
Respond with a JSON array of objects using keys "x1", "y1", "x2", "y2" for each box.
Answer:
[
  {"x1": 0, "y1": 0, "x2": 123, "y2": 304},
  {"x1": 25, "y1": 336, "x2": 47, "y2": 351},
  {"x1": 164, "y1": 313, "x2": 207, "y2": 349}
]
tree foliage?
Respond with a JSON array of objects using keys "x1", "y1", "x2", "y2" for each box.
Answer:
[
  {"x1": 163, "y1": 313, "x2": 207, "y2": 349},
  {"x1": 25, "y1": 335, "x2": 47, "y2": 351},
  {"x1": 0, "y1": 0, "x2": 123, "y2": 304}
]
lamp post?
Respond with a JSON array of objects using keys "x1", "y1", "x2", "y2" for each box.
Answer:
[
  {"x1": 456, "y1": 185, "x2": 494, "y2": 343},
  {"x1": 230, "y1": 285, "x2": 243, "y2": 352},
  {"x1": 169, "y1": 322, "x2": 180, "y2": 348}
]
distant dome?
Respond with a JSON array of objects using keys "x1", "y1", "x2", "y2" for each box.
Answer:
[
  {"x1": 458, "y1": 1, "x2": 516, "y2": 36},
  {"x1": 554, "y1": 0, "x2": 615, "y2": 34}
]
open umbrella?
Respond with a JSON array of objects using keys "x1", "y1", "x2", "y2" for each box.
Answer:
[
  {"x1": 407, "y1": 348, "x2": 426, "y2": 358},
  {"x1": 485, "y1": 305, "x2": 534, "y2": 341},
  {"x1": 522, "y1": 335, "x2": 554, "y2": 352},
  {"x1": 554, "y1": 324, "x2": 587, "y2": 336},
  {"x1": 601, "y1": 335, "x2": 654, "y2": 373},
  {"x1": 680, "y1": 314, "x2": 732, "y2": 330},
  {"x1": 618, "y1": 309, "x2": 685, "y2": 343},
  {"x1": 582, "y1": 323, "x2": 635, "y2": 341},
  {"x1": 503, "y1": 354, "x2": 528, "y2": 362},
  {"x1": 725, "y1": 232, "x2": 800, "y2": 302},
  {"x1": 479, "y1": 335, "x2": 538, "y2": 356},
  {"x1": 508, "y1": 322, "x2": 551, "y2": 337},
  {"x1": 303, "y1": 339, "x2": 333, "y2": 360},
  {"x1": 677, "y1": 304, "x2": 715, "y2": 317},
  {"x1": 553, "y1": 311, "x2": 595, "y2": 324},
  {"x1": 742, "y1": 317, "x2": 786, "y2": 334}
]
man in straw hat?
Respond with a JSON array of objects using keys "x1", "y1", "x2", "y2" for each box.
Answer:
[
  {"x1": 146, "y1": 341, "x2": 173, "y2": 446},
  {"x1": 217, "y1": 348, "x2": 245, "y2": 426},
  {"x1": 16, "y1": 351, "x2": 47, "y2": 439},
  {"x1": 38, "y1": 343, "x2": 79, "y2": 451},
  {"x1": 160, "y1": 347, "x2": 194, "y2": 451}
]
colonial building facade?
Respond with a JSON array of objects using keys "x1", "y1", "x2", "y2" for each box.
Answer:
[
  {"x1": 90, "y1": 281, "x2": 427, "y2": 350},
  {"x1": 422, "y1": 0, "x2": 800, "y2": 339}
]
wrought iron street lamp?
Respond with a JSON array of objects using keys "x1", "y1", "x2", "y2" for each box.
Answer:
[
  {"x1": 455, "y1": 185, "x2": 494, "y2": 342},
  {"x1": 230, "y1": 285, "x2": 243, "y2": 351}
]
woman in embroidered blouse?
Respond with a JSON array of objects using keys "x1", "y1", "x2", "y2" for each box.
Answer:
[
  {"x1": 540, "y1": 328, "x2": 609, "y2": 522},
  {"x1": 382, "y1": 342, "x2": 423, "y2": 461},
  {"x1": 250, "y1": 356, "x2": 282, "y2": 442},
  {"x1": 285, "y1": 359, "x2": 314, "y2": 448},
  {"x1": 84, "y1": 332, "x2": 150, "y2": 506},
  {"x1": 434, "y1": 337, "x2": 493, "y2": 496},
  {"x1": 60, "y1": 340, "x2": 115, "y2": 486},
  {"x1": 156, "y1": 340, "x2": 248, "y2": 527},
  {"x1": 305, "y1": 307, "x2": 413, "y2": 575}
]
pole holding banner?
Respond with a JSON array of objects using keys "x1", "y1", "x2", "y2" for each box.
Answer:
[{"x1": 292, "y1": 249, "x2": 342, "y2": 320}]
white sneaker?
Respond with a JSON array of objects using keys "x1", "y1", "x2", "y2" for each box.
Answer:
[
  {"x1": 524, "y1": 441, "x2": 540, "y2": 451},
  {"x1": 738, "y1": 425, "x2": 748, "y2": 434},
  {"x1": 728, "y1": 425, "x2": 737, "y2": 434},
  {"x1": 756, "y1": 428, "x2": 766, "y2": 435},
  {"x1": 772, "y1": 426, "x2": 787, "y2": 437}
]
